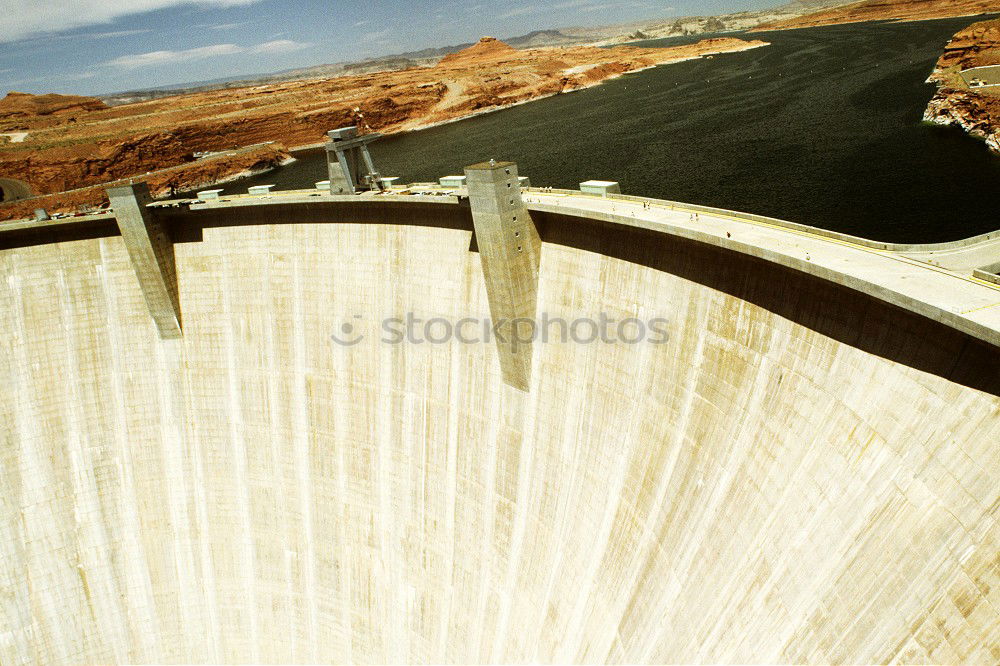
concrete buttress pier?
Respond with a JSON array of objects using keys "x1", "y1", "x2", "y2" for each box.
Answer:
[
  {"x1": 465, "y1": 161, "x2": 540, "y2": 391},
  {"x1": 106, "y1": 183, "x2": 182, "y2": 338}
]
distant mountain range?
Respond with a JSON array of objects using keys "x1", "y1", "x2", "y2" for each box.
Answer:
[{"x1": 101, "y1": 28, "x2": 600, "y2": 104}]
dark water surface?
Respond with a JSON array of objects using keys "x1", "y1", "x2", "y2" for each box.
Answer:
[{"x1": 225, "y1": 16, "x2": 1000, "y2": 243}]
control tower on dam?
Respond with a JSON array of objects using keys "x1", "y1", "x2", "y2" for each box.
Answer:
[{"x1": 1, "y1": 145, "x2": 999, "y2": 663}]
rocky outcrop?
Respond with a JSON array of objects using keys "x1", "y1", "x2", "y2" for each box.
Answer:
[
  {"x1": 923, "y1": 19, "x2": 1000, "y2": 155},
  {"x1": 0, "y1": 91, "x2": 107, "y2": 121},
  {"x1": 438, "y1": 37, "x2": 518, "y2": 66},
  {"x1": 0, "y1": 143, "x2": 292, "y2": 221},
  {"x1": 928, "y1": 18, "x2": 1000, "y2": 83},
  {"x1": 925, "y1": 87, "x2": 1000, "y2": 150},
  {"x1": 1, "y1": 130, "x2": 203, "y2": 195}
]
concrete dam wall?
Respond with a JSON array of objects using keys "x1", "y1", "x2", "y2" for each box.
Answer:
[{"x1": 1, "y1": 191, "x2": 999, "y2": 664}]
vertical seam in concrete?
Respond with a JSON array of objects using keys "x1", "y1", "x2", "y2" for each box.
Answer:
[
  {"x1": 488, "y1": 389, "x2": 540, "y2": 661},
  {"x1": 8, "y1": 262, "x2": 68, "y2": 665},
  {"x1": 96, "y1": 238, "x2": 164, "y2": 662},
  {"x1": 290, "y1": 250, "x2": 319, "y2": 662},
  {"x1": 219, "y1": 252, "x2": 260, "y2": 662},
  {"x1": 55, "y1": 263, "x2": 126, "y2": 663}
]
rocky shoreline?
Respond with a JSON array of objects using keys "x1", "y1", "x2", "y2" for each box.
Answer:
[{"x1": 923, "y1": 19, "x2": 1000, "y2": 153}]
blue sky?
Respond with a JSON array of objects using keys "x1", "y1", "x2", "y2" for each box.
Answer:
[{"x1": 0, "y1": 0, "x2": 777, "y2": 96}]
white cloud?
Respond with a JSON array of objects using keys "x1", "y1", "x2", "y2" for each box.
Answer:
[
  {"x1": 500, "y1": 5, "x2": 541, "y2": 18},
  {"x1": 3, "y1": 69, "x2": 96, "y2": 86},
  {"x1": 84, "y1": 28, "x2": 153, "y2": 39},
  {"x1": 106, "y1": 39, "x2": 310, "y2": 68},
  {"x1": 191, "y1": 21, "x2": 251, "y2": 30},
  {"x1": 7, "y1": 27, "x2": 153, "y2": 47},
  {"x1": 251, "y1": 39, "x2": 309, "y2": 54},
  {"x1": 1, "y1": 0, "x2": 262, "y2": 43},
  {"x1": 552, "y1": 0, "x2": 653, "y2": 10},
  {"x1": 106, "y1": 43, "x2": 243, "y2": 68},
  {"x1": 361, "y1": 28, "x2": 394, "y2": 44}
]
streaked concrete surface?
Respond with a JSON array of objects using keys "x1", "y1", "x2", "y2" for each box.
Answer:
[{"x1": 0, "y1": 191, "x2": 998, "y2": 664}]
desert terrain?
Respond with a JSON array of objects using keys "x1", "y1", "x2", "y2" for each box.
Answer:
[
  {"x1": 753, "y1": 0, "x2": 999, "y2": 31},
  {"x1": 0, "y1": 36, "x2": 765, "y2": 221},
  {"x1": 924, "y1": 18, "x2": 1000, "y2": 153}
]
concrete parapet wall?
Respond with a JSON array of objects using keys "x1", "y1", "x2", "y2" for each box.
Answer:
[
  {"x1": 527, "y1": 187, "x2": 1000, "y2": 252},
  {"x1": 975, "y1": 268, "x2": 1000, "y2": 285}
]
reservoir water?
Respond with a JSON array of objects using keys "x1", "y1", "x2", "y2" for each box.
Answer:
[{"x1": 223, "y1": 16, "x2": 1000, "y2": 244}]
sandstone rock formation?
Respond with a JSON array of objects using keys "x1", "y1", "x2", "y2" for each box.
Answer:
[
  {"x1": 0, "y1": 143, "x2": 292, "y2": 220},
  {"x1": 0, "y1": 91, "x2": 107, "y2": 120},
  {"x1": 438, "y1": 36, "x2": 518, "y2": 66}
]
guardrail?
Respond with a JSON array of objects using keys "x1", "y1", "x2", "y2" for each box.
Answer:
[
  {"x1": 5, "y1": 182, "x2": 1000, "y2": 257},
  {"x1": 974, "y1": 268, "x2": 1000, "y2": 286}
]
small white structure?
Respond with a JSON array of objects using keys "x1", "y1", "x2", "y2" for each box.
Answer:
[
  {"x1": 197, "y1": 189, "x2": 224, "y2": 201},
  {"x1": 381, "y1": 177, "x2": 401, "y2": 189},
  {"x1": 248, "y1": 184, "x2": 275, "y2": 196},
  {"x1": 518, "y1": 176, "x2": 531, "y2": 188},
  {"x1": 580, "y1": 180, "x2": 620, "y2": 196},
  {"x1": 315, "y1": 180, "x2": 331, "y2": 190},
  {"x1": 439, "y1": 175, "x2": 467, "y2": 188}
]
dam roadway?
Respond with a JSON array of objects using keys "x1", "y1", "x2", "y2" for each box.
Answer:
[{"x1": 0, "y1": 183, "x2": 999, "y2": 663}]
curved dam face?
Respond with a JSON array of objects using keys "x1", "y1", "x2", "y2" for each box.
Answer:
[{"x1": 1, "y1": 196, "x2": 999, "y2": 664}]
